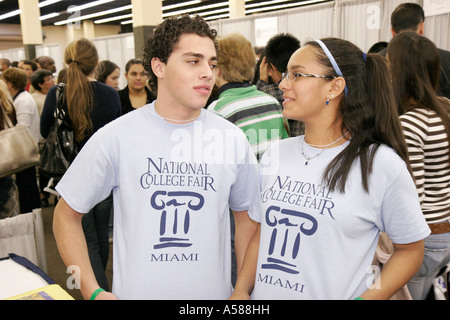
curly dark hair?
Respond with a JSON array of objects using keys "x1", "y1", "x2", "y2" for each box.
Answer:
[{"x1": 143, "y1": 15, "x2": 218, "y2": 92}]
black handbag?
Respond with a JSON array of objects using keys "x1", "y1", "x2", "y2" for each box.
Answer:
[{"x1": 39, "y1": 84, "x2": 78, "y2": 178}]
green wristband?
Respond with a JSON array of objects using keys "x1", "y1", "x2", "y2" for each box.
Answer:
[{"x1": 90, "y1": 288, "x2": 105, "y2": 300}]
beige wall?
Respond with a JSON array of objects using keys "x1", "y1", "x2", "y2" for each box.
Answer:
[{"x1": 0, "y1": 24, "x2": 22, "y2": 51}]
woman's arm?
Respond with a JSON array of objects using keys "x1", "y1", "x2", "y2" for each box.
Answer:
[
  {"x1": 40, "y1": 86, "x2": 57, "y2": 138},
  {"x1": 229, "y1": 224, "x2": 261, "y2": 300},
  {"x1": 359, "y1": 240, "x2": 424, "y2": 300}
]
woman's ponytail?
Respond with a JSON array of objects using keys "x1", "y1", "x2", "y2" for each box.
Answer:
[{"x1": 64, "y1": 38, "x2": 98, "y2": 142}]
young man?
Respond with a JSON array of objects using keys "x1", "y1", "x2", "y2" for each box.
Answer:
[
  {"x1": 19, "y1": 60, "x2": 38, "y2": 92},
  {"x1": 53, "y1": 15, "x2": 259, "y2": 300},
  {"x1": 384, "y1": 2, "x2": 450, "y2": 99},
  {"x1": 208, "y1": 32, "x2": 289, "y2": 287},
  {"x1": 208, "y1": 32, "x2": 289, "y2": 161},
  {"x1": 255, "y1": 33, "x2": 303, "y2": 136}
]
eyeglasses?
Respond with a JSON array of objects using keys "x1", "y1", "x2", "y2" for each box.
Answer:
[{"x1": 281, "y1": 71, "x2": 336, "y2": 82}]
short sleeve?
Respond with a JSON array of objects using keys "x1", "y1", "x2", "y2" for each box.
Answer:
[
  {"x1": 56, "y1": 128, "x2": 117, "y2": 213},
  {"x1": 379, "y1": 165, "x2": 430, "y2": 244}
]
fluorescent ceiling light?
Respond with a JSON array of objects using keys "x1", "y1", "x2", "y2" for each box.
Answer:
[
  {"x1": 0, "y1": 0, "x2": 61, "y2": 21},
  {"x1": 204, "y1": 13, "x2": 229, "y2": 21},
  {"x1": 40, "y1": 12, "x2": 60, "y2": 21},
  {"x1": 94, "y1": 13, "x2": 133, "y2": 24},
  {"x1": 245, "y1": 0, "x2": 291, "y2": 8},
  {"x1": 0, "y1": 9, "x2": 21, "y2": 21},
  {"x1": 67, "y1": 0, "x2": 115, "y2": 13},
  {"x1": 162, "y1": 1, "x2": 228, "y2": 18},
  {"x1": 245, "y1": 0, "x2": 326, "y2": 14},
  {"x1": 39, "y1": 0, "x2": 63, "y2": 8},
  {"x1": 54, "y1": 4, "x2": 132, "y2": 25},
  {"x1": 121, "y1": 20, "x2": 133, "y2": 25},
  {"x1": 162, "y1": 0, "x2": 201, "y2": 11},
  {"x1": 198, "y1": 8, "x2": 229, "y2": 17}
]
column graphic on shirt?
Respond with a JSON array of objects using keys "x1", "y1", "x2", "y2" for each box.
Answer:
[
  {"x1": 150, "y1": 190, "x2": 205, "y2": 249},
  {"x1": 262, "y1": 205, "x2": 318, "y2": 274}
]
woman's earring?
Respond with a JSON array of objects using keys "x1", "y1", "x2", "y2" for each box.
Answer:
[{"x1": 326, "y1": 98, "x2": 330, "y2": 105}]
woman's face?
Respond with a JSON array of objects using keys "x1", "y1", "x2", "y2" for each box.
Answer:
[
  {"x1": 125, "y1": 63, "x2": 148, "y2": 91},
  {"x1": 279, "y1": 45, "x2": 333, "y2": 124},
  {"x1": 105, "y1": 67, "x2": 120, "y2": 90}
]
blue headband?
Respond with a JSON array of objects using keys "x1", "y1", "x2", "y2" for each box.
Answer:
[{"x1": 314, "y1": 39, "x2": 348, "y2": 97}]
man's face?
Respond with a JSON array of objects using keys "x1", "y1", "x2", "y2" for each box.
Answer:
[
  {"x1": 157, "y1": 33, "x2": 217, "y2": 113},
  {"x1": 20, "y1": 64, "x2": 34, "y2": 80},
  {"x1": 40, "y1": 58, "x2": 56, "y2": 73}
]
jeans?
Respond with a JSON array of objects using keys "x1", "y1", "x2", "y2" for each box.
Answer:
[
  {"x1": 407, "y1": 229, "x2": 450, "y2": 300},
  {"x1": 82, "y1": 193, "x2": 113, "y2": 291}
]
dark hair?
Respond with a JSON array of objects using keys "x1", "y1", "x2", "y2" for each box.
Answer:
[
  {"x1": 96, "y1": 60, "x2": 119, "y2": 83},
  {"x1": 143, "y1": 15, "x2": 218, "y2": 92},
  {"x1": 368, "y1": 41, "x2": 388, "y2": 53},
  {"x1": 57, "y1": 68, "x2": 67, "y2": 84},
  {"x1": 387, "y1": 31, "x2": 450, "y2": 159},
  {"x1": 30, "y1": 69, "x2": 53, "y2": 91},
  {"x1": 124, "y1": 59, "x2": 144, "y2": 73},
  {"x1": 265, "y1": 33, "x2": 300, "y2": 74},
  {"x1": 22, "y1": 60, "x2": 38, "y2": 72},
  {"x1": 391, "y1": 3, "x2": 425, "y2": 34},
  {"x1": 305, "y1": 38, "x2": 410, "y2": 193}
]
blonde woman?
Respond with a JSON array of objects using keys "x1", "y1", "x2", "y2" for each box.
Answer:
[{"x1": 41, "y1": 38, "x2": 121, "y2": 292}]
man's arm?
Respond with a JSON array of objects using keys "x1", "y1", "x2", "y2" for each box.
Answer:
[
  {"x1": 232, "y1": 210, "x2": 258, "y2": 278},
  {"x1": 53, "y1": 198, "x2": 117, "y2": 300},
  {"x1": 230, "y1": 224, "x2": 261, "y2": 300}
]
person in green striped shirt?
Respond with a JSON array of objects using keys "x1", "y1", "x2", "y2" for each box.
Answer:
[
  {"x1": 207, "y1": 32, "x2": 289, "y2": 162},
  {"x1": 207, "y1": 32, "x2": 289, "y2": 287}
]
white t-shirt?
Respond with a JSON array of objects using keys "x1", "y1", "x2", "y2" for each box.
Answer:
[
  {"x1": 56, "y1": 102, "x2": 259, "y2": 300},
  {"x1": 14, "y1": 90, "x2": 41, "y2": 142},
  {"x1": 249, "y1": 136, "x2": 430, "y2": 300}
]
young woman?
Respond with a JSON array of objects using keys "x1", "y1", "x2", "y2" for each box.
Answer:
[
  {"x1": 41, "y1": 38, "x2": 121, "y2": 292},
  {"x1": 96, "y1": 60, "x2": 120, "y2": 90},
  {"x1": 388, "y1": 31, "x2": 450, "y2": 300},
  {"x1": 118, "y1": 59, "x2": 155, "y2": 115},
  {"x1": 230, "y1": 37, "x2": 430, "y2": 300}
]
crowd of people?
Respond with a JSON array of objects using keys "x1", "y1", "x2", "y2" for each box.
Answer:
[{"x1": 0, "y1": 2, "x2": 449, "y2": 301}]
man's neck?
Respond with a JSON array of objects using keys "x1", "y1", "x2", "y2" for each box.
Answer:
[{"x1": 153, "y1": 95, "x2": 201, "y2": 125}]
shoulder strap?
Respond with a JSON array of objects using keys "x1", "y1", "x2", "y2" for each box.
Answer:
[{"x1": 54, "y1": 83, "x2": 67, "y2": 120}]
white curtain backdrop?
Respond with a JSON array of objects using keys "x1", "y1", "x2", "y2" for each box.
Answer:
[
  {"x1": 91, "y1": 33, "x2": 135, "y2": 89},
  {"x1": 209, "y1": 0, "x2": 449, "y2": 51}
]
